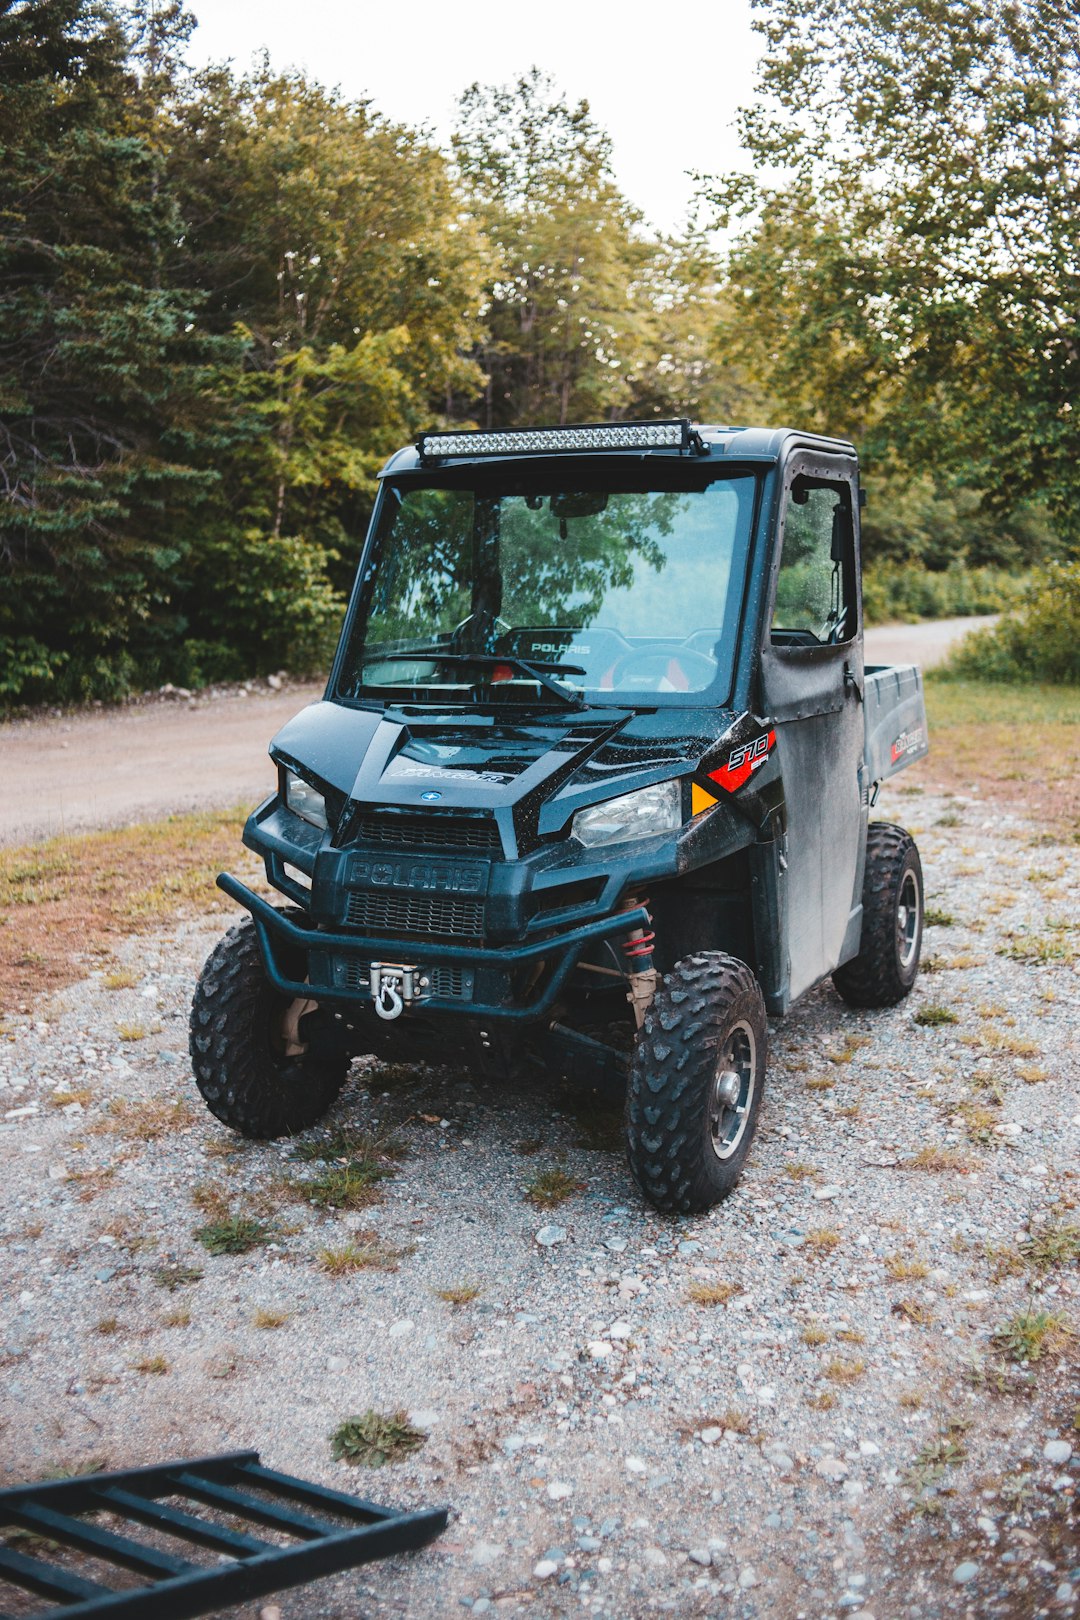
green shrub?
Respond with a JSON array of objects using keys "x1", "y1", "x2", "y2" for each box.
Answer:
[
  {"x1": 862, "y1": 562, "x2": 1030, "y2": 626},
  {"x1": 943, "y1": 563, "x2": 1080, "y2": 684}
]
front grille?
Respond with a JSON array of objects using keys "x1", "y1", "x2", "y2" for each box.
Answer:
[
  {"x1": 354, "y1": 813, "x2": 500, "y2": 856},
  {"x1": 428, "y1": 966, "x2": 474, "y2": 1000},
  {"x1": 345, "y1": 890, "x2": 485, "y2": 939}
]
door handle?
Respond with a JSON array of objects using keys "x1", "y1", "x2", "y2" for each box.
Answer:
[{"x1": 843, "y1": 662, "x2": 863, "y2": 703}]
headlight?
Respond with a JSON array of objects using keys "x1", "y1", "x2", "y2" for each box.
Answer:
[
  {"x1": 284, "y1": 769, "x2": 329, "y2": 830},
  {"x1": 571, "y1": 780, "x2": 682, "y2": 848}
]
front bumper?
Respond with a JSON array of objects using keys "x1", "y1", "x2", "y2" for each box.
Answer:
[{"x1": 218, "y1": 872, "x2": 648, "y2": 1024}]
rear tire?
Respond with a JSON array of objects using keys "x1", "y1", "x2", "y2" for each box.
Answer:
[
  {"x1": 625, "y1": 952, "x2": 767, "y2": 1214},
  {"x1": 833, "y1": 822, "x2": 923, "y2": 1008},
  {"x1": 189, "y1": 918, "x2": 349, "y2": 1137}
]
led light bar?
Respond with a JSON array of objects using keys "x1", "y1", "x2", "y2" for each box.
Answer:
[{"x1": 417, "y1": 419, "x2": 696, "y2": 459}]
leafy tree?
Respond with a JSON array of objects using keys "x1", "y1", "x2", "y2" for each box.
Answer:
[
  {"x1": 157, "y1": 64, "x2": 485, "y2": 670},
  {"x1": 453, "y1": 70, "x2": 716, "y2": 427},
  {"x1": 0, "y1": 0, "x2": 218, "y2": 700},
  {"x1": 704, "y1": 0, "x2": 1080, "y2": 552}
]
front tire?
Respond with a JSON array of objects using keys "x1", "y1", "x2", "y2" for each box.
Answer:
[
  {"x1": 625, "y1": 953, "x2": 767, "y2": 1214},
  {"x1": 189, "y1": 919, "x2": 349, "y2": 1137},
  {"x1": 832, "y1": 822, "x2": 923, "y2": 1008}
]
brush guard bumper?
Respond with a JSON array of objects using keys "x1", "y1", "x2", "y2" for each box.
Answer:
[{"x1": 218, "y1": 872, "x2": 648, "y2": 1025}]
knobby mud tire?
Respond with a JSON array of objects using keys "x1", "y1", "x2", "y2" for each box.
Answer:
[
  {"x1": 832, "y1": 821, "x2": 923, "y2": 1009},
  {"x1": 625, "y1": 952, "x2": 767, "y2": 1215},
  {"x1": 189, "y1": 918, "x2": 349, "y2": 1138}
]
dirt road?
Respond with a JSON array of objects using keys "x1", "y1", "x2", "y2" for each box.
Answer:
[{"x1": 0, "y1": 617, "x2": 992, "y2": 847}]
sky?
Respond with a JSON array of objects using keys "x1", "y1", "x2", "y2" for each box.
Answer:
[{"x1": 184, "y1": 0, "x2": 763, "y2": 236}]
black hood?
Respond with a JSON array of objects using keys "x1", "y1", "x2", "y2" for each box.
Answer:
[{"x1": 270, "y1": 700, "x2": 744, "y2": 846}]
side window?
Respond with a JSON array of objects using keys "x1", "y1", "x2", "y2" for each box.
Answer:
[{"x1": 771, "y1": 476, "x2": 855, "y2": 646}]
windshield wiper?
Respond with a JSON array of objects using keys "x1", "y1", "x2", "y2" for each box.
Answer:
[{"x1": 363, "y1": 651, "x2": 585, "y2": 709}]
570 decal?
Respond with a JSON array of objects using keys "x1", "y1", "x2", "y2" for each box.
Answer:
[{"x1": 708, "y1": 729, "x2": 776, "y2": 793}]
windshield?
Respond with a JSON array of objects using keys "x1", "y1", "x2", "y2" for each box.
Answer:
[{"x1": 334, "y1": 469, "x2": 758, "y2": 708}]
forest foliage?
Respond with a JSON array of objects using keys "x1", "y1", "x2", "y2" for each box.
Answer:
[{"x1": 1, "y1": 0, "x2": 1076, "y2": 704}]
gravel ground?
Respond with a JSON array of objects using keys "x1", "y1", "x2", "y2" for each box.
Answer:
[{"x1": 1, "y1": 783, "x2": 1078, "y2": 1620}]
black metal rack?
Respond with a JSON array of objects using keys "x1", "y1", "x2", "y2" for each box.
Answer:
[{"x1": 0, "y1": 1451, "x2": 447, "y2": 1619}]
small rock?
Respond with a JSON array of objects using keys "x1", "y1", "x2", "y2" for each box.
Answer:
[
  {"x1": 471, "y1": 1542, "x2": 504, "y2": 1567},
  {"x1": 814, "y1": 1184, "x2": 843, "y2": 1200},
  {"x1": 587, "y1": 1341, "x2": 613, "y2": 1359},
  {"x1": 533, "y1": 1559, "x2": 558, "y2": 1578},
  {"x1": 547, "y1": 1482, "x2": 573, "y2": 1501},
  {"x1": 699, "y1": 1427, "x2": 723, "y2": 1446},
  {"x1": 688, "y1": 1547, "x2": 712, "y2": 1567},
  {"x1": 1056, "y1": 1583, "x2": 1074, "y2": 1604},
  {"x1": 608, "y1": 1320, "x2": 632, "y2": 1340},
  {"x1": 1043, "y1": 1439, "x2": 1072, "y2": 1464},
  {"x1": 859, "y1": 1440, "x2": 880, "y2": 1456},
  {"x1": 952, "y1": 1561, "x2": 979, "y2": 1584},
  {"x1": 625, "y1": 1456, "x2": 647, "y2": 1473},
  {"x1": 604, "y1": 1236, "x2": 628, "y2": 1252},
  {"x1": 326, "y1": 1355, "x2": 346, "y2": 1372},
  {"x1": 388, "y1": 1319, "x2": 414, "y2": 1339},
  {"x1": 738, "y1": 1565, "x2": 759, "y2": 1589},
  {"x1": 472, "y1": 1602, "x2": 491, "y2": 1616},
  {"x1": 816, "y1": 1456, "x2": 848, "y2": 1481},
  {"x1": 536, "y1": 1225, "x2": 567, "y2": 1247},
  {"x1": 643, "y1": 1547, "x2": 668, "y2": 1568},
  {"x1": 762, "y1": 1444, "x2": 794, "y2": 1473}
]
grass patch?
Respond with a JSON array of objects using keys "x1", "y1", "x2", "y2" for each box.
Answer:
[
  {"x1": 102, "y1": 968, "x2": 138, "y2": 990},
  {"x1": 152, "y1": 1263, "x2": 203, "y2": 1291},
  {"x1": 116, "y1": 1023, "x2": 146, "y2": 1042},
  {"x1": 826, "y1": 1034, "x2": 871, "y2": 1065},
  {"x1": 195, "y1": 1217, "x2": 272, "y2": 1256},
  {"x1": 686, "y1": 1280, "x2": 741, "y2": 1307},
  {"x1": 783, "y1": 1161, "x2": 820, "y2": 1181},
  {"x1": 823, "y1": 1356, "x2": 866, "y2": 1384},
  {"x1": 1016, "y1": 1065, "x2": 1049, "y2": 1084},
  {"x1": 99, "y1": 1097, "x2": 196, "y2": 1142},
  {"x1": 804, "y1": 1228, "x2": 841, "y2": 1253},
  {"x1": 288, "y1": 1131, "x2": 404, "y2": 1210},
  {"x1": 924, "y1": 907, "x2": 956, "y2": 928},
  {"x1": 1021, "y1": 1223, "x2": 1080, "y2": 1271},
  {"x1": 433, "y1": 1283, "x2": 482, "y2": 1305},
  {"x1": 885, "y1": 1254, "x2": 929, "y2": 1281},
  {"x1": 319, "y1": 1235, "x2": 408, "y2": 1275},
  {"x1": 913, "y1": 678, "x2": 1080, "y2": 837},
  {"x1": 807, "y1": 1390, "x2": 837, "y2": 1410},
  {"x1": 253, "y1": 1308, "x2": 290, "y2": 1329},
  {"x1": 525, "y1": 1168, "x2": 586, "y2": 1207},
  {"x1": 800, "y1": 1324, "x2": 829, "y2": 1346},
  {"x1": 905, "y1": 1146, "x2": 977, "y2": 1173},
  {"x1": 299, "y1": 1164, "x2": 390, "y2": 1211},
  {"x1": 0, "y1": 809, "x2": 262, "y2": 1017},
  {"x1": 48, "y1": 1087, "x2": 93, "y2": 1109},
  {"x1": 893, "y1": 1298, "x2": 934, "y2": 1325},
  {"x1": 162, "y1": 1307, "x2": 191, "y2": 1328},
  {"x1": 330, "y1": 1410, "x2": 426, "y2": 1467},
  {"x1": 913, "y1": 1005, "x2": 958, "y2": 1028},
  {"x1": 806, "y1": 1075, "x2": 835, "y2": 1091},
  {"x1": 95, "y1": 1317, "x2": 119, "y2": 1336},
  {"x1": 992, "y1": 1309, "x2": 1073, "y2": 1364},
  {"x1": 130, "y1": 1355, "x2": 168, "y2": 1376}
]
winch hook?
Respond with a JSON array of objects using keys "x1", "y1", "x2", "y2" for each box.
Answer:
[{"x1": 375, "y1": 980, "x2": 404, "y2": 1021}]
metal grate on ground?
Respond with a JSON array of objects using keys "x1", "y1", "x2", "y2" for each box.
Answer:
[{"x1": 0, "y1": 1451, "x2": 447, "y2": 1620}]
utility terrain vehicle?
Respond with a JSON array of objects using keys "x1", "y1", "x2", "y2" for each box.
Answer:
[{"x1": 191, "y1": 420, "x2": 929, "y2": 1212}]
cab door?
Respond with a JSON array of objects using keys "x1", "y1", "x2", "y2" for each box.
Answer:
[{"x1": 759, "y1": 453, "x2": 866, "y2": 1003}]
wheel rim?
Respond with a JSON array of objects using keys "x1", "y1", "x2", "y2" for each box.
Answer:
[
  {"x1": 896, "y1": 868, "x2": 921, "y2": 969},
  {"x1": 707, "y1": 1020, "x2": 757, "y2": 1161}
]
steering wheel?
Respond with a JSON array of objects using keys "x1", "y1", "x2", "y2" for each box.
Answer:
[{"x1": 608, "y1": 643, "x2": 719, "y2": 691}]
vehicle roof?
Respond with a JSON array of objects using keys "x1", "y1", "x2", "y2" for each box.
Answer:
[{"x1": 378, "y1": 424, "x2": 857, "y2": 478}]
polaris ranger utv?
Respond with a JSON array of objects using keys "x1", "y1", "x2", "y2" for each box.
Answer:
[{"x1": 190, "y1": 420, "x2": 929, "y2": 1213}]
